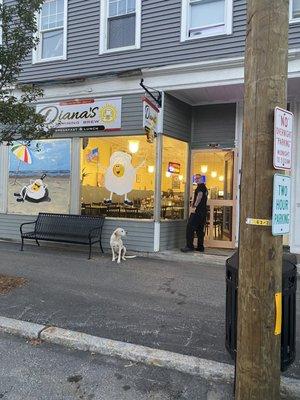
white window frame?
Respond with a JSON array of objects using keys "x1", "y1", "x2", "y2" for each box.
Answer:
[
  {"x1": 33, "y1": 0, "x2": 68, "y2": 64},
  {"x1": 99, "y1": 0, "x2": 141, "y2": 54},
  {"x1": 181, "y1": 0, "x2": 233, "y2": 42},
  {"x1": 290, "y1": 0, "x2": 300, "y2": 23}
]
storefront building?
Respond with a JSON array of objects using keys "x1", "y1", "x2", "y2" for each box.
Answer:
[
  {"x1": 0, "y1": 82, "x2": 241, "y2": 252},
  {"x1": 1, "y1": 73, "x2": 300, "y2": 253},
  {"x1": 1, "y1": 0, "x2": 300, "y2": 253}
]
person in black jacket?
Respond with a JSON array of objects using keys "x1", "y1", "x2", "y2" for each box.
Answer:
[{"x1": 181, "y1": 174, "x2": 208, "y2": 252}]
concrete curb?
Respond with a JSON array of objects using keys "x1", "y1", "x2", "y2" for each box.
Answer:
[
  {"x1": 0, "y1": 316, "x2": 45, "y2": 339},
  {"x1": 0, "y1": 316, "x2": 299, "y2": 398},
  {"x1": 40, "y1": 326, "x2": 234, "y2": 382}
]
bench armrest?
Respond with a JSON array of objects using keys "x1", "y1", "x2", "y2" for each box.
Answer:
[
  {"x1": 20, "y1": 221, "x2": 37, "y2": 235},
  {"x1": 88, "y1": 225, "x2": 103, "y2": 238}
]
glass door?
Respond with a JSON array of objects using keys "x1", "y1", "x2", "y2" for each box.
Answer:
[{"x1": 191, "y1": 150, "x2": 237, "y2": 249}]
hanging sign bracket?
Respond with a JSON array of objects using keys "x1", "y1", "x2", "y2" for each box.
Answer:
[{"x1": 140, "y1": 79, "x2": 162, "y2": 108}]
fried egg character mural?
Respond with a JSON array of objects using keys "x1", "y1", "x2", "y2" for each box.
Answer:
[
  {"x1": 14, "y1": 174, "x2": 51, "y2": 203},
  {"x1": 104, "y1": 151, "x2": 143, "y2": 206}
]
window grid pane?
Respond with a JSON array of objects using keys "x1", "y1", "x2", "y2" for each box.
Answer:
[
  {"x1": 42, "y1": 29, "x2": 64, "y2": 59},
  {"x1": 108, "y1": 0, "x2": 135, "y2": 17},
  {"x1": 108, "y1": 14, "x2": 136, "y2": 49},
  {"x1": 41, "y1": 0, "x2": 64, "y2": 31},
  {"x1": 189, "y1": 0, "x2": 225, "y2": 30}
]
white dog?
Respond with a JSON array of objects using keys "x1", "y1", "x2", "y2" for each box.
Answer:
[{"x1": 110, "y1": 228, "x2": 136, "y2": 264}]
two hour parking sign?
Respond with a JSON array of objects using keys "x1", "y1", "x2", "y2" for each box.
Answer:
[{"x1": 272, "y1": 174, "x2": 291, "y2": 236}]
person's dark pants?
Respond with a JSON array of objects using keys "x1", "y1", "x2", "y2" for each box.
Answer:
[{"x1": 186, "y1": 213, "x2": 206, "y2": 249}]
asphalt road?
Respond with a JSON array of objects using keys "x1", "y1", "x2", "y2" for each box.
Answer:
[
  {"x1": 0, "y1": 241, "x2": 298, "y2": 380},
  {"x1": 0, "y1": 333, "x2": 234, "y2": 400}
]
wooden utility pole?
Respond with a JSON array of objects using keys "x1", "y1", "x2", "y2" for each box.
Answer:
[{"x1": 236, "y1": 0, "x2": 289, "y2": 399}]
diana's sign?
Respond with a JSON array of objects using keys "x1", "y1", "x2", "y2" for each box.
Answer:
[
  {"x1": 143, "y1": 97, "x2": 159, "y2": 143},
  {"x1": 37, "y1": 97, "x2": 122, "y2": 132}
]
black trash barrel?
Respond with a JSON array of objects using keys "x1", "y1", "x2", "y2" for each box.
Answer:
[{"x1": 225, "y1": 251, "x2": 297, "y2": 372}]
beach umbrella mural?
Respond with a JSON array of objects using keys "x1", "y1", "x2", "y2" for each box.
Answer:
[
  {"x1": 11, "y1": 144, "x2": 32, "y2": 164},
  {"x1": 10, "y1": 144, "x2": 33, "y2": 184}
]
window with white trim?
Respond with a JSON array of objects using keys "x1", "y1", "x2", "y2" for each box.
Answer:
[
  {"x1": 100, "y1": 0, "x2": 141, "y2": 53},
  {"x1": 181, "y1": 0, "x2": 233, "y2": 40},
  {"x1": 34, "y1": 0, "x2": 67, "y2": 62},
  {"x1": 290, "y1": 0, "x2": 300, "y2": 21}
]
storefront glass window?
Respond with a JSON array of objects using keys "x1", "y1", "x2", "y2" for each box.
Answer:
[
  {"x1": 80, "y1": 136, "x2": 155, "y2": 219},
  {"x1": 192, "y1": 151, "x2": 233, "y2": 200},
  {"x1": 8, "y1": 139, "x2": 71, "y2": 215},
  {"x1": 161, "y1": 136, "x2": 188, "y2": 220}
]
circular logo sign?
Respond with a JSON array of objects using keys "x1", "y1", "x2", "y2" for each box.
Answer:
[{"x1": 99, "y1": 104, "x2": 117, "y2": 123}]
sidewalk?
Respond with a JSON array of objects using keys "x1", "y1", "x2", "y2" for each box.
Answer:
[
  {"x1": 141, "y1": 248, "x2": 234, "y2": 267},
  {"x1": 0, "y1": 241, "x2": 299, "y2": 386}
]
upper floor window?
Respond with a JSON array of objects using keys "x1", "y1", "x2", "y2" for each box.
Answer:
[
  {"x1": 290, "y1": 0, "x2": 300, "y2": 22},
  {"x1": 33, "y1": 0, "x2": 67, "y2": 63},
  {"x1": 181, "y1": 0, "x2": 233, "y2": 41},
  {"x1": 100, "y1": 0, "x2": 141, "y2": 54}
]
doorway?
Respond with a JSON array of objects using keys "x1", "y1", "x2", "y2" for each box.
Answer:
[{"x1": 191, "y1": 149, "x2": 237, "y2": 249}]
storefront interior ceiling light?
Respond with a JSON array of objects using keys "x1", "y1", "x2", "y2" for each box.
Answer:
[
  {"x1": 211, "y1": 171, "x2": 217, "y2": 178},
  {"x1": 219, "y1": 175, "x2": 224, "y2": 182},
  {"x1": 179, "y1": 175, "x2": 183, "y2": 181},
  {"x1": 201, "y1": 165, "x2": 208, "y2": 174},
  {"x1": 128, "y1": 140, "x2": 139, "y2": 154},
  {"x1": 166, "y1": 171, "x2": 171, "y2": 178},
  {"x1": 148, "y1": 165, "x2": 155, "y2": 173}
]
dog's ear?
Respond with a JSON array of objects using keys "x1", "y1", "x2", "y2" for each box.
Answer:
[{"x1": 114, "y1": 228, "x2": 121, "y2": 237}]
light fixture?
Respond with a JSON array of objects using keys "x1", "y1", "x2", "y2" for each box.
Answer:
[
  {"x1": 128, "y1": 140, "x2": 139, "y2": 154},
  {"x1": 211, "y1": 171, "x2": 217, "y2": 178},
  {"x1": 148, "y1": 165, "x2": 154, "y2": 173},
  {"x1": 179, "y1": 175, "x2": 183, "y2": 181},
  {"x1": 166, "y1": 171, "x2": 171, "y2": 178},
  {"x1": 219, "y1": 175, "x2": 224, "y2": 182},
  {"x1": 201, "y1": 165, "x2": 208, "y2": 174}
]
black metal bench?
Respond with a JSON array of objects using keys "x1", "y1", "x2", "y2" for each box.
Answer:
[{"x1": 20, "y1": 213, "x2": 105, "y2": 259}]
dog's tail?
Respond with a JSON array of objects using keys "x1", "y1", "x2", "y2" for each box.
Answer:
[{"x1": 124, "y1": 255, "x2": 137, "y2": 259}]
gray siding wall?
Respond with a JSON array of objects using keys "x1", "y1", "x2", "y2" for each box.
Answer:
[
  {"x1": 119, "y1": 94, "x2": 144, "y2": 135},
  {"x1": 191, "y1": 104, "x2": 236, "y2": 149},
  {"x1": 18, "y1": 0, "x2": 248, "y2": 82},
  {"x1": 160, "y1": 220, "x2": 186, "y2": 250},
  {"x1": 163, "y1": 94, "x2": 191, "y2": 141},
  {"x1": 0, "y1": 214, "x2": 155, "y2": 252},
  {"x1": 8, "y1": 0, "x2": 300, "y2": 83}
]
